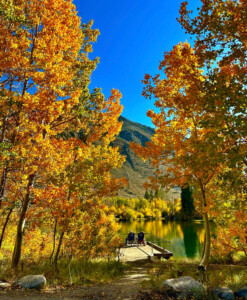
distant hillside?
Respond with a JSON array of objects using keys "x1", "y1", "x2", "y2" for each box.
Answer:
[{"x1": 111, "y1": 116, "x2": 156, "y2": 198}]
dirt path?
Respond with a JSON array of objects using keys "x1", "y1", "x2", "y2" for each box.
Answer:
[
  {"x1": 0, "y1": 265, "x2": 150, "y2": 300},
  {"x1": 1, "y1": 261, "x2": 246, "y2": 299}
]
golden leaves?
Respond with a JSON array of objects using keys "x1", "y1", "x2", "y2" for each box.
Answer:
[{"x1": 0, "y1": 0, "x2": 125, "y2": 264}]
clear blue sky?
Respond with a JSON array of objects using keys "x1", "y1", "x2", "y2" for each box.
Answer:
[{"x1": 73, "y1": 0, "x2": 201, "y2": 127}]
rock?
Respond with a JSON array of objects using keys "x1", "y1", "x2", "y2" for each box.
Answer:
[
  {"x1": 0, "y1": 282, "x2": 11, "y2": 288},
  {"x1": 163, "y1": 276, "x2": 204, "y2": 299},
  {"x1": 14, "y1": 275, "x2": 46, "y2": 290},
  {"x1": 212, "y1": 287, "x2": 234, "y2": 300},
  {"x1": 237, "y1": 286, "x2": 247, "y2": 299}
]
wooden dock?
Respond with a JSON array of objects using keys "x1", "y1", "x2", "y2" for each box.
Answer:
[
  {"x1": 146, "y1": 241, "x2": 173, "y2": 260},
  {"x1": 118, "y1": 236, "x2": 173, "y2": 262}
]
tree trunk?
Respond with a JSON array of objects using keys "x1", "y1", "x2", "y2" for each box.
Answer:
[
  {"x1": 54, "y1": 231, "x2": 64, "y2": 272},
  {"x1": 12, "y1": 173, "x2": 35, "y2": 269},
  {"x1": 0, "y1": 168, "x2": 8, "y2": 208},
  {"x1": 50, "y1": 219, "x2": 57, "y2": 264},
  {"x1": 198, "y1": 179, "x2": 211, "y2": 270},
  {"x1": 199, "y1": 211, "x2": 210, "y2": 270},
  {"x1": 0, "y1": 205, "x2": 14, "y2": 249}
]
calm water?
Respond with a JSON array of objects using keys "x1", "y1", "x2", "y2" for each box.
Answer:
[{"x1": 119, "y1": 220, "x2": 205, "y2": 259}]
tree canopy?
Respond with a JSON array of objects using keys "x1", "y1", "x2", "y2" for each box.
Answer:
[
  {"x1": 0, "y1": 0, "x2": 125, "y2": 269},
  {"x1": 131, "y1": 0, "x2": 247, "y2": 269}
]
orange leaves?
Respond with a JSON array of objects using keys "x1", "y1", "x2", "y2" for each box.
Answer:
[
  {"x1": 132, "y1": 13, "x2": 243, "y2": 252},
  {"x1": 0, "y1": 0, "x2": 125, "y2": 265},
  {"x1": 142, "y1": 43, "x2": 205, "y2": 114},
  {"x1": 178, "y1": 0, "x2": 247, "y2": 67},
  {"x1": 83, "y1": 89, "x2": 123, "y2": 147},
  {"x1": 1, "y1": 0, "x2": 82, "y2": 100}
]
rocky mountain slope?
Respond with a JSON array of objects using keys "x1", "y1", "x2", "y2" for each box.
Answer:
[{"x1": 111, "y1": 116, "x2": 156, "y2": 198}]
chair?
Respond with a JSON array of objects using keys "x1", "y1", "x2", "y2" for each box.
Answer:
[
  {"x1": 137, "y1": 231, "x2": 145, "y2": 246},
  {"x1": 126, "y1": 231, "x2": 135, "y2": 245}
]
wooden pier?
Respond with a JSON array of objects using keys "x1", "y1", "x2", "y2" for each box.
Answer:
[
  {"x1": 146, "y1": 241, "x2": 173, "y2": 260},
  {"x1": 118, "y1": 233, "x2": 173, "y2": 262}
]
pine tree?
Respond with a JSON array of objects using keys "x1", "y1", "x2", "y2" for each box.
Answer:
[{"x1": 144, "y1": 190, "x2": 150, "y2": 200}]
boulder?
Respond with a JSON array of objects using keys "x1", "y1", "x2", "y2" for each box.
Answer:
[
  {"x1": 237, "y1": 286, "x2": 247, "y2": 299},
  {"x1": 14, "y1": 275, "x2": 46, "y2": 290},
  {"x1": 0, "y1": 282, "x2": 11, "y2": 288},
  {"x1": 212, "y1": 287, "x2": 234, "y2": 300},
  {"x1": 163, "y1": 276, "x2": 204, "y2": 299}
]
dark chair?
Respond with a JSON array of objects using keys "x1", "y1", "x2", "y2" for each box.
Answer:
[
  {"x1": 126, "y1": 231, "x2": 135, "y2": 245},
  {"x1": 137, "y1": 231, "x2": 145, "y2": 245}
]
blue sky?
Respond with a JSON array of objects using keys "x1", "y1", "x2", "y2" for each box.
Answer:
[{"x1": 73, "y1": 0, "x2": 201, "y2": 127}]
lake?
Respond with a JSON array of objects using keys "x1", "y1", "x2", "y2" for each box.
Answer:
[{"x1": 119, "y1": 220, "x2": 205, "y2": 259}]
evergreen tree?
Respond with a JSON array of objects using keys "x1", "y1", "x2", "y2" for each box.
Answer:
[
  {"x1": 144, "y1": 190, "x2": 150, "y2": 200},
  {"x1": 154, "y1": 188, "x2": 165, "y2": 199}
]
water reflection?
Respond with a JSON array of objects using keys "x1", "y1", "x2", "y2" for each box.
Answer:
[
  {"x1": 181, "y1": 222, "x2": 201, "y2": 258},
  {"x1": 119, "y1": 220, "x2": 204, "y2": 258}
]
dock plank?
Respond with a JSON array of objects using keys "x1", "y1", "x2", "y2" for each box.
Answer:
[
  {"x1": 119, "y1": 245, "x2": 160, "y2": 262},
  {"x1": 146, "y1": 241, "x2": 173, "y2": 259}
]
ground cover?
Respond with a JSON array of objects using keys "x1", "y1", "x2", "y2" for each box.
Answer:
[{"x1": 0, "y1": 259, "x2": 246, "y2": 299}]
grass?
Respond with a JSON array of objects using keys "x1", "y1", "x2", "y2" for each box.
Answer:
[
  {"x1": 0, "y1": 255, "x2": 246, "y2": 299},
  {"x1": 210, "y1": 252, "x2": 247, "y2": 266},
  {"x1": 138, "y1": 258, "x2": 247, "y2": 298},
  {"x1": 56, "y1": 258, "x2": 130, "y2": 286},
  {"x1": 0, "y1": 258, "x2": 131, "y2": 287}
]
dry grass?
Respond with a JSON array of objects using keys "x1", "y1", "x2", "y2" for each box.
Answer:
[
  {"x1": 0, "y1": 258, "x2": 131, "y2": 287},
  {"x1": 139, "y1": 258, "x2": 247, "y2": 295}
]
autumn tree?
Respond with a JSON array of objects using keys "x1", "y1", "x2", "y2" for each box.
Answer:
[
  {"x1": 41, "y1": 88, "x2": 125, "y2": 268},
  {"x1": 0, "y1": 0, "x2": 125, "y2": 269},
  {"x1": 131, "y1": 42, "x2": 234, "y2": 270},
  {"x1": 178, "y1": 0, "x2": 247, "y2": 183},
  {"x1": 178, "y1": 0, "x2": 247, "y2": 260},
  {"x1": 131, "y1": 0, "x2": 246, "y2": 269},
  {"x1": 207, "y1": 173, "x2": 247, "y2": 259}
]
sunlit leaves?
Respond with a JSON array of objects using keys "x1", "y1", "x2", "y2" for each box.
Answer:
[
  {"x1": 0, "y1": 0, "x2": 125, "y2": 266},
  {"x1": 132, "y1": 0, "x2": 247, "y2": 262}
]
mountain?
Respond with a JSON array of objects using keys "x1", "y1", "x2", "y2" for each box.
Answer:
[{"x1": 111, "y1": 116, "x2": 156, "y2": 198}]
